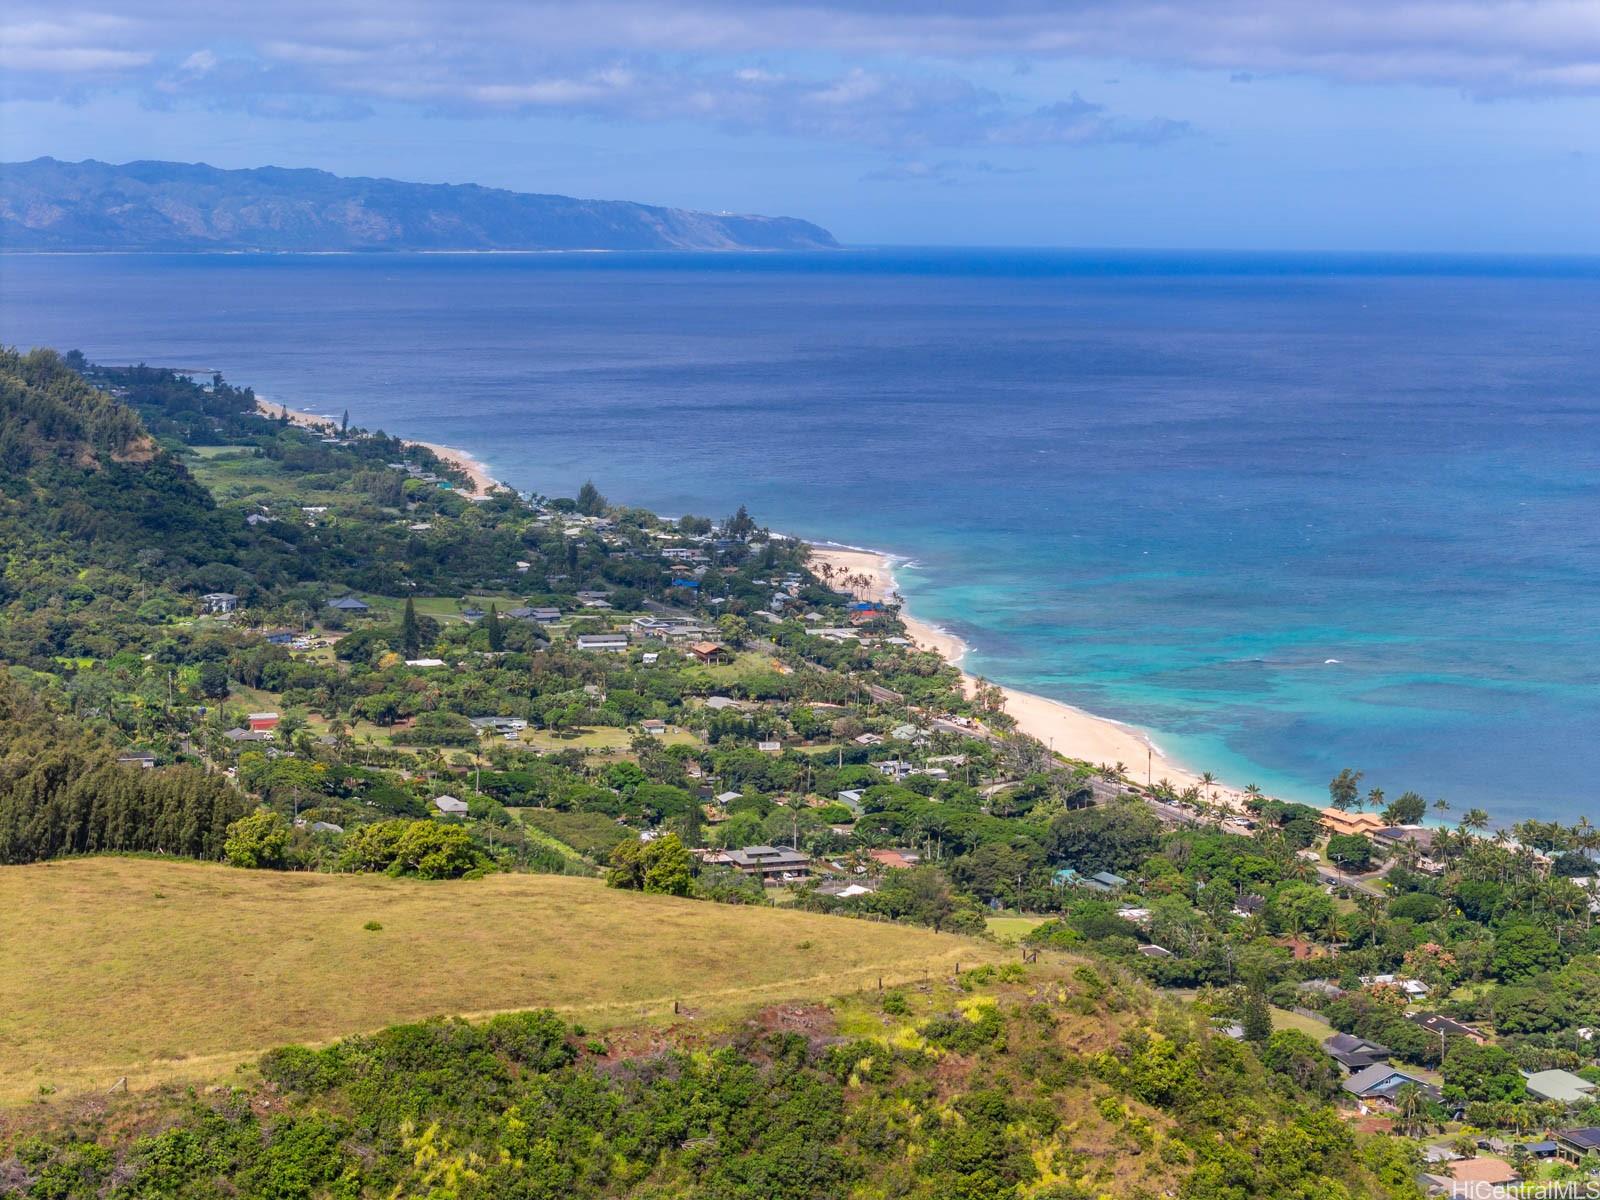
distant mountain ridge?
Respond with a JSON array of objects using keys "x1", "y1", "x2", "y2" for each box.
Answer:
[{"x1": 0, "y1": 157, "x2": 839, "y2": 252}]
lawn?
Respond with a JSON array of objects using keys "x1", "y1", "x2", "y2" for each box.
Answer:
[
  {"x1": 986, "y1": 915, "x2": 1051, "y2": 944},
  {"x1": 0, "y1": 857, "x2": 993, "y2": 1103},
  {"x1": 1271, "y1": 1005, "x2": 1336, "y2": 1041}
]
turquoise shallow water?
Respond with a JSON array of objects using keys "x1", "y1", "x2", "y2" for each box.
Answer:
[{"x1": 4, "y1": 248, "x2": 1600, "y2": 821}]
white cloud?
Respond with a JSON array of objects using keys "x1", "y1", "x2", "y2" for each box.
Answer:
[{"x1": 8, "y1": 0, "x2": 1596, "y2": 155}]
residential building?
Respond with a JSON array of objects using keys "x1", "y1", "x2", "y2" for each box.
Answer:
[
  {"x1": 246, "y1": 712, "x2": 280, "y2": 732},
  {"x1": 1319, "y1": 808, "x2": 1388, "y2": 837},
  {"x1": 116, "y1": 752, "x2": 157, "y2": 769},
  {"x1": 1524, "y1": 1069, "x2": 1598, "y2": 1106},
  {"x1": 1322, "y1": 1033, "x2": 1392, "y2": 1072},
  {"x1": 1361, "y1": 973, "x2": 1431, "y2": 1001},
  {"x1": 714, "y1": 845, "x2": 811, "y2": 884},
  {"x1": 1556, "y1": 1127, "x2": 1600, "y2": 1163},
  {"x1": 326, "y1": 596, "x2": 370, "y2": 613},
  {"x1": 704, "y1": 696, "x2": 741, "y2": 711},
  {"x1": 433, "y1": 795, "x2": 470, "y2": 816},
  {"x1": 870, "y1": 848, "x2": 920, "y2": 870},
  {"x1": 1405, "y1": 1012, "x2": 1485, "y2": 1044},
  {"x1": 1424, "y1": 1156, "x2": 1520, "y2": 1198},
  {"x1": 688, "y1": 641, "x2": 730, "y2": 663},
  {"x1": 201, "y1": 591, "x2": 239, "y2": 614},
  {"x1": 574, "y1": 632, "x2": 629, "y2": 652},
  {"x1": 640, "y1": 719, "x2": 668, "y2": 736},
  {"x1": 1341, "y1": 1062, "x2": 1437, "y2": 1104},
  {"x1": 469, "y1": 716, "x2": 527, "y2": 735},
  {"x1": 757, "y1": 740, "x2": 782, "y2": 755}
]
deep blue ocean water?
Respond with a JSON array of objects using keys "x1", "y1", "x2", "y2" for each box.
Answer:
[{"x1": 4, "y1": 248, "x2": 1600, "y2": 821}]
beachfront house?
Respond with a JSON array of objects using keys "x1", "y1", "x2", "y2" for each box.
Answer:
[{"x1": 1319, "y1": 808, "x2": 1387, "y2": 837}]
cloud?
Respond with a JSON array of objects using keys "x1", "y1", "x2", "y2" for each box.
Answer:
[
  {"x1": 987, "y1": 95, "x2": 1191, "y2": 145},
  {"x1": 863, "y1": 158, "x2": 1036, "y2": 183},
  {"x1": 0, "y1": 11, "x2": 1186, "y2": 151},
  {"x1": 0, "y1": 14, "x2": 151, "y2": 74},
  {"x1": 12, "y1": 0, "x2": 1596, "y2": 157},
  {"x1": 10, "y1": 1, "x2": 1600, "y2": 99}
]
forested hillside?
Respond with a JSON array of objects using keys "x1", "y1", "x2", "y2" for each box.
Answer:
[
  {"x1": 3, "y1": 964, "x2": 1420, "y2": 1200},
  {"x1": 0, "y1": 674, "x2": 243, "y2": 863}
]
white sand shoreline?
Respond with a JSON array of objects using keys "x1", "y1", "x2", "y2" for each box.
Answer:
[
  {"x1": 255, "y1": 397, "x2": 499, "y2": 497},
  {"x1": 809, "y1": 542, "x2": 1253, "y2": 809}
]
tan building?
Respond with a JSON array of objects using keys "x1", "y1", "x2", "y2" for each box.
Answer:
[{"x1": 1319, "y1": 808, "x2": 1387, "y2": 837}]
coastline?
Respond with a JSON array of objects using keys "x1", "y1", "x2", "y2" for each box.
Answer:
[
  {"x1": 809, "y1": 543, "x2": 1252, "y2": 809},
  {"x1": 255, "y1": 398, "x2": 499, "y2": 496},
  {"x1": 250, "y1": 390, "x2": 1244, "y2": 806}
]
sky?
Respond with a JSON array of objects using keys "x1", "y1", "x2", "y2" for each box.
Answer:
[{"x1": 4, "y1": 0, "x2": 1600, "y2": 250}]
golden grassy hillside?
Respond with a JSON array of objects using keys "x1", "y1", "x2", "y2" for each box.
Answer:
[{"x1": 0, "y1": 858, "x2": 993, "y2": 1102}]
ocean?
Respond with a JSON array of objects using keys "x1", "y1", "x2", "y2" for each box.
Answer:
[{"x1": 4, "y1": 247, "x2": 1600, "y2": 822}]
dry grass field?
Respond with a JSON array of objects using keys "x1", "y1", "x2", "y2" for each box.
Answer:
[{"x1": 0, "y1": 858, "x2": 994, "y2": 1103}]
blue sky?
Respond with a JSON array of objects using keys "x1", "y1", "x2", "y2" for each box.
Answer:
[{"x1": 4, "y1": 0, "x2": 1600, "y2": 249}]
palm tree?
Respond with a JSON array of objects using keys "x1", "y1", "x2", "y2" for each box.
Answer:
[
  {"x1": 1394, "y1": 1082, "x2": 1426, "y2": 1137},
  {"x1": 1460, "y1": 807, "x2": 1489, "y2": 835},
  {"x1": 1432, "y1": 796, "x2": 1450, "y2": 820}
]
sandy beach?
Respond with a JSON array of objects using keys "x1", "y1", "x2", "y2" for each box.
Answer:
[
  {"x1": 255, "y1": 398, "x2": 499, "y2": 496},
  {"x1": 809, "y1": 543, "x2": 1251, "y2": 808}
]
